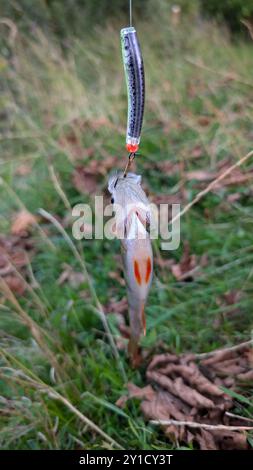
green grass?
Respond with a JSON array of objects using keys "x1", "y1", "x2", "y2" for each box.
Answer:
[{"x1": 0, "y1": 5, "x2": 253, "y2": 449}]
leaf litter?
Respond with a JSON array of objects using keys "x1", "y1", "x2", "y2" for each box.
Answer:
[
  {"x1": 72, "y1": 155, "x2": 120, "y2": 195},
  {"x1": 0, "y1": 233, "x2": 35, "y2": 296},
  {"x1": 0, "y1": 209, "x2": 38, "y2": 296},
  {"x1": 117, "y1": 342, "x2": 252, "y2": 449}
]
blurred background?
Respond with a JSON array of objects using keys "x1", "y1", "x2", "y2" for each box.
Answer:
[{"x1": 0, "y1": 0, "x2": 252, "y2": 450}]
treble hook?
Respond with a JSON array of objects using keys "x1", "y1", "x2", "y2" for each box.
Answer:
[{"x1": 123, "y1": 152, "x2": 136, "y2": 177}]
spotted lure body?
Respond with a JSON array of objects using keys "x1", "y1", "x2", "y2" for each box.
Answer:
[
  {"x1": 108, "y1": 171, "x2": 153, "y2": 365},
  {"x1": 121, "y1": 27, "x2": 145, "y2": 154}
]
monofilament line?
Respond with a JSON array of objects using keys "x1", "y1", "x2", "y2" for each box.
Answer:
[{"x1": 129, "y1": 0, "x2": 132, "y2": 26}]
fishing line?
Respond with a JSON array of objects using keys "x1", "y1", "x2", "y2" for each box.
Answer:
[{"x1": 129, "y1": 0, "x2": 132, "y2": 26}]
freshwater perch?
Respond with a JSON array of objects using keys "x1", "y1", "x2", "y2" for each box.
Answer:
[{"x1": 108, "y1": 171, "x2": 153, "y2": 365}]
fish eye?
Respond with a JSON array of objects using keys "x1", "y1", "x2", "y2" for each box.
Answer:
[{"x1": 111, "y1": 197, "x2": 114, "y2": 203}]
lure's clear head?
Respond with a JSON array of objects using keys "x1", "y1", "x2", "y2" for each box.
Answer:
[
  {"x1": 120, "y1": 27, "x2": 136, "y2": 62},
  {"x1": 120, "y1": 26, "x2": 136, "y2": 39}
]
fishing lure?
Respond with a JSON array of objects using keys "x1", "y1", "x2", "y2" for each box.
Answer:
[
  {"x1": 108, "y1": 171, "x2": 153, "y2": 365},
  {"x1": 121, "y1": 26, "x2": 145, "y2": 155}
]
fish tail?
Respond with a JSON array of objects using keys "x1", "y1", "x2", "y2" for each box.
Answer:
[
  {"x1": 128, "y1": 303, "x2": 146, "y2": 367},
  {"x1": 141, "y1": 303, "x2": 146, "y2": 336},
  {"x1": 128, "y1": 336, "x2": 141, "y2": 368}
]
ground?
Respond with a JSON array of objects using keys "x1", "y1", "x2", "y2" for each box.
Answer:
[{"x1": 0, "y1": 8, "x2": 252, "y2": 449}]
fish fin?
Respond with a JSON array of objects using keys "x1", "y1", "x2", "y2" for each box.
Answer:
[
  {"x1": 121, "y1": 239, "x2": 127, "y2": 252},
  {"x1": 128, "y1": 337, "x2": 142, "y2": 368},
  {"x1": 135, "y1": 210, "x2": 150, "y2": 233},
  {"x1": 141, "y1": 303, "x2": 146, "y2": 336}
]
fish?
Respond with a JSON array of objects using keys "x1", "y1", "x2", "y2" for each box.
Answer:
[
  {"x1": 121, "y1": 26, "x2": 145, "y2": 154},
  {"x1": 108, "y1": 170, "x2": 153, "y2": 365}
]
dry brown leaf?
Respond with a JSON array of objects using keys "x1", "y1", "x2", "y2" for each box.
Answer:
[
  {"x1": 155, "y1": 161, "x2": 181, "y2": 174},
  {"x1": 57, "y1": 264, "x2": 85, "y2": 288},
  {"x1": 104, "y1": 297, "x2": 128, "y2": 315},
  {"x1": 223, "y1": 290, "x2": 242, "y2": 307},
  {"x1": 201, "y1": 347, "x2": 246, "y2": 366},
  {"x1": 198, "y1": 116, "x2": 212, "y2": 127},
  {"x1": 155, "y1": 257, "x2": 174, "y2": 269},
  {"x1": 158, "y1": 363, "x2": 224, "y2": 397},
  {"x1": 11, "y1": 210, "x2": 37, "y2": 236},
  {"x1": 170, "y1": 242, "x2": 199, "y2": 281},
  {"x1": 211, "y1": 429, "x2": 248, "y2": 450},
  {"x1": 151, "y1": 193, "x2": 182, "y2": 206},
  {"x1": 108, "y1": 270, "x2": 125, "y2": 287},
  {"x1": 227, "y1": 193, "x2": 241, "y2": 203},
  {"x1": 125, "y1": 344, "x2": 252, "y2": 449},
  {"x1": 198, "y1": 429, "x2": 217, "y2": 450},
  {"x1": 4, "y1": 275, "x2": 26, "y2": 296},
  {"x1": 147, "y1": 371, "x2": 215, "y2": 409},
  {"x1": 186, "y1": 160, "x2": 253, "y2": 190},
  {"x1": 186, "y1": 170, "x2": 216, "y2": 182},
  {"x1": 116, "y1": 383, "x2": 155, "y2": 408},
  {"x1": 72, "y1": 154, "x2": 120, "y2": 194},
  {"x1": 237, "y1": 370, "x2": 253, "y2": 382},
  {"x1": 0, "y1": 233, "x2": 34, "y2": 297},
  {"x1": 72, "y1": 167, "x2": 99, "y2": 194},
  {"x1": 15, "y1": 163, "x2": 32, "y2": 176},
  {"x1": 127, "y1": 383, "x2": 156, "y2": 401},
  {"x1": 58, "y1": 132, "x2": 90, "y2": 160},
  {"x1": 191, "y1": 145, "x2": 203, "y2": 159},
  {"x1": 148, "y1": 353, "x2": 179, "y2": 370}
]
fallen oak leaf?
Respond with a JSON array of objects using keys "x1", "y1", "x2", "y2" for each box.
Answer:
[
  {"x1": 198, "y1": 428, "x2": 217, "y2": 450},
  {"x1": 171, "y1": 241, "x2": 200, "y2": 281},
  {"x1": 147, "y1": 371, "x2": 215, "y2": 409},
  {"x1": 0, "y1": 234, "x2": 34, "y2": 297},
  {"x1": 141, "y1": 396, "x2": 187, "y2": 444},
  {"x1": 125, "y1": 341, "x2": 252, "y2": 449},
  {"x1": 108, "y1": 271, "x2": 125, "y2": 287},
  {"x1": 148, "y1": 353, "x2": 179, "y2": 371},
  {"x1": 4, "y1": 274, "x2": 26, "y2": 296},
  {"x1": 227, "y1": 193, "x2": 241, "y2": 203},
  {"x1": 207, "y1": 361, "x2": 247, "y2": 377},
  {"x1": 191, "y1": 145, "x2": 203, "y2": 159},
  {"x1": 157, "y1": 363, "x2": 225, "y2": 397},
  {"x1": 209, "y1": 428, "x2": 249, "y2": 450},
  {"x1": 104, "y1": 297, "x2": 128, "y2": 315},
  {"x1": 58, "y1": 132, "x2": 92, "y2": 160},
  {"x1": 198, "y1": 116, "x2": 212, "y2": 127},
  {"x1": 185, "y1": 170, "x2": 216, "y2": 182},
  {"x1": 15, "y1": 163, "x2": 32, "y2": 176},
  {"x1": 72, "y1": 167, "x2": 99, "y2": 195},
  {"x1": 11, "y1": 210, "x2": 37, "y2": 236},
  {"x1": 57, "y1": 263, "x2": 85, "y2": 288},
  {"x1": 127, "y1": 383, "x2": 156, "y2": 401},
  {"x1": 237, "y1": 370, "x2": 253, "y2": 382},
  {"x1": 151, "y1": 390, "x2": 191, "y2": 421},
  {"x1": 115, "y1": 383, "x2": 155, "y2": 408}
]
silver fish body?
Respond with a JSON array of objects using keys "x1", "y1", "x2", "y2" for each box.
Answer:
[{"x1": 108, "y1": 171, "x2": 153, "y2": 361}]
